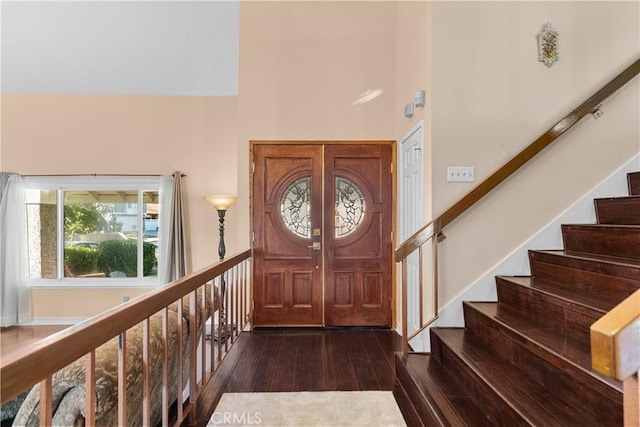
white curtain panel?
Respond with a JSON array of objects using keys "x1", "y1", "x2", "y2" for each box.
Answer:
[
  {"x1": 159, "y1": 171, "x2": 187, "y2": 284},
  {"x1": 0, "y1": 173, "x2": 31, "y2": 326}
]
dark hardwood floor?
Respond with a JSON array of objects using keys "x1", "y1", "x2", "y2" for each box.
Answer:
[
  {"x1": 2, "y1": 326, "x2": 403, "y2": 426},
  {"x1": 194, "y1": 328, "x2": 403, "y2": 426}
]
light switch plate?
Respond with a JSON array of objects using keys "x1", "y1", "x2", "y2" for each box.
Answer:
[{"x1": 447, "y1": 166, "x2": 475, "y2": 182}]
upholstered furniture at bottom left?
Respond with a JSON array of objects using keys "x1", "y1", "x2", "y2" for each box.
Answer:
[{"x1": 5, "y1": 288, "x2": 216, "y2": 427}]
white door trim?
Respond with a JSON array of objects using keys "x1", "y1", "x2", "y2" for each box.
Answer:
[
  {"x1": 398, "y1": 121, "x2": 425, "y2": 343},
  {"x1": 399, "y1": 121, "x2": 424, "y2": 241}
]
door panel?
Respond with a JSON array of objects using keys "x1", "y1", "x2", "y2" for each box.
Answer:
[
  {"x1": 333, "y1": 212, "x2": 382, "y2": 259},
  {"x1": 363, "y1": 273, "x2": 383, "y2": 307},
  {"x1": 264, "y1": 213, "x2": 309, "y2": 258},
  {"x1": 264, "y1": 272, "x2": 285, "y2": 307},
  {"x1": 253, "y1": 143, "x2": 392, "y2": 327},
  {"x1": 253, "y1": 145, "x2": 323, "y2": 326},
  {"x1": 324, "y1": 145, "x2": 392, "y2": 326}
]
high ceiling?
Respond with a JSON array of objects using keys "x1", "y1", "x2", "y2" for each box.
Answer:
[{"x1": 1, "y1": 1, "x2": 239, "y2": 96}]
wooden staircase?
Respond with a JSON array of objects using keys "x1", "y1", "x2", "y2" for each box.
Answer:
[{"x1": 394, "y1": 171, "x2": 640, "y2": 426}]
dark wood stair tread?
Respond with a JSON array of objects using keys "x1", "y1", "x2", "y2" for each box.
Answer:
[
  {"x1": 395, "y1": 175, "x2": 639, "y2": 425},
  {"x1": 431, "y1": 328, "x2": 601, "y2": 426},
  {"x1": 465, "y1": 300, "x2": 621, "y2": 394},
  {"x1": 595, "y1": 196, "x2": 640, "y2": 225},
  {"x1": 397, "y1": 353, "x2": 486, "y2": 426}
]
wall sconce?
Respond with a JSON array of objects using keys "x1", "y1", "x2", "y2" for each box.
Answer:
[
  {"x1": 414, "y1": 90, "x2": 426, "y2": 108},
  {"x1": 404, "y1": 102, "x2": 414, "y2": 118}
]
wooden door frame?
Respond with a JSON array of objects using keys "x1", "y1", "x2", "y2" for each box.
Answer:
[{"x1": 249, "y1": 140, "x2": 398, "y2": 327}]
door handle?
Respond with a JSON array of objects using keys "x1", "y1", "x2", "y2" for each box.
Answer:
[{"x1": 307, "y1": 241, "x2": 321, "y2": 250}]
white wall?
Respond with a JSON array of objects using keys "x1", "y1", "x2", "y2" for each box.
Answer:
[
  {"x1": 1, "y1": 1, "x2": 239, "y2": 95},
  {"x1": 430, "y1": 1, "x2": 639, "y2": 317},
  {"x1": 235, "y1": 1, "x2": 398, "y2": 248},
  {"x1": 2, "y1": 95, "x2": 240, "y2": 320},
  {"x1": 394, "y1": 0, "x2": 432, "y2": 340},
  {"x1": 441, "y1": 153, "x2": 636, "y2": 335}
]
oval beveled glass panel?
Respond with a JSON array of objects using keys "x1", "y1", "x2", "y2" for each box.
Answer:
[
  {"x1": 280, "y1": 177, "x2": 311, "y2": 238},
  {"x1": 335, "y1": 177, "x2": 366, "y2": 238}
]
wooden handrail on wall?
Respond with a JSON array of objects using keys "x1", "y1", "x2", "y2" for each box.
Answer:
[
  {"x1": 395, "y1": 56, "x2": 640, "y2": 357},
  {"x1": 1, "y1": 249, "x2": 251, "y2": 425},
  {"x1": 396, "y1": 57, "x2": 640, "y2": 263}
]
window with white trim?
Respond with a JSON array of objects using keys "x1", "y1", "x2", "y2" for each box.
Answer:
[{"x1": 24, "y1": 176, "x2": 161, "y2": 285}]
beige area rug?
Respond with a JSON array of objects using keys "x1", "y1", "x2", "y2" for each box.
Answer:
[{"x1": 208, "y1": 391, "x2": 407, "y2": 426}]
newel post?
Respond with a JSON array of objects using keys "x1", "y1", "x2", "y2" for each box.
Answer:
[{"x1": 624, "y1": 372, "x2": 639, "y2": 427}]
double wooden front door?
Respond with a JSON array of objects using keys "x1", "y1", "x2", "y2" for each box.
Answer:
[{"x1": 252, "y1": 143, "x2": 393, "y2": 327}]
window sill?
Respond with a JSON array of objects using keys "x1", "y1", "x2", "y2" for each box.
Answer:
[{"x1": 28, "y1": 278, "x2": 159, "y2": 290}]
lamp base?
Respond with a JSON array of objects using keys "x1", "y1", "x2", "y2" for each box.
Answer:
[{"x1": 207, "y1": 323, "x2": 237, "y2": 342}]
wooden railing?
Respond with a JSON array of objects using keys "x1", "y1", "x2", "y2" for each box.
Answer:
[
  {"x1": 395, "y1": 56, "x2": 640, "y2": 356},
  {"x1": 591, "y1": 289, "x2": 640, "y2": 426},
  {"x1": 1, "y1": 249, "x2": 251, "y2": 426}
]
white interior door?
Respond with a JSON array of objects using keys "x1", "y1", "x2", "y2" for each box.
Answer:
[{"x1": 399, "y1": 122, "x2": 424, "y2": 339}]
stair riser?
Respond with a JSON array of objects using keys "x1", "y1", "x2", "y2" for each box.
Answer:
[
  {"x1": 509, "y1": 341, "x2": 622, "y2": 426},
  {"x1": 629, "y1": 172, "x2": 640, "y2": 196},
  {"x1": 430, "y1": 329, "x2": 444, "y2": 365},
  {"x1": 396, "y1": 355, "x2": 453, "y2": 427},
  {"x1": 529, "y1": 258, "x2": 640, "y2": 308},
  {"x1": 399, "y1": 352, "x2": 488, "y2": 426},
  {"x1": 496, "y1": 277, "x2": 603, "y2": 341},
  {"x1": 530, "y1": 250, "x2": 640, "y2": 281},
  {"x1": 595, "y1": 198, "x2": 640, "y2": 225},
  {"x1": 430, "y1": 330, "x2": 529, "y2": 426},
  {"x1": 562, "y1": 225, "x2": 640, "y2": 260},
  {"x1": 393, "y1": 373, "x2": 430, "y2": 427},
  {"x1": 463, "y1": 304, "x2": 622, "y2": 423}
]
